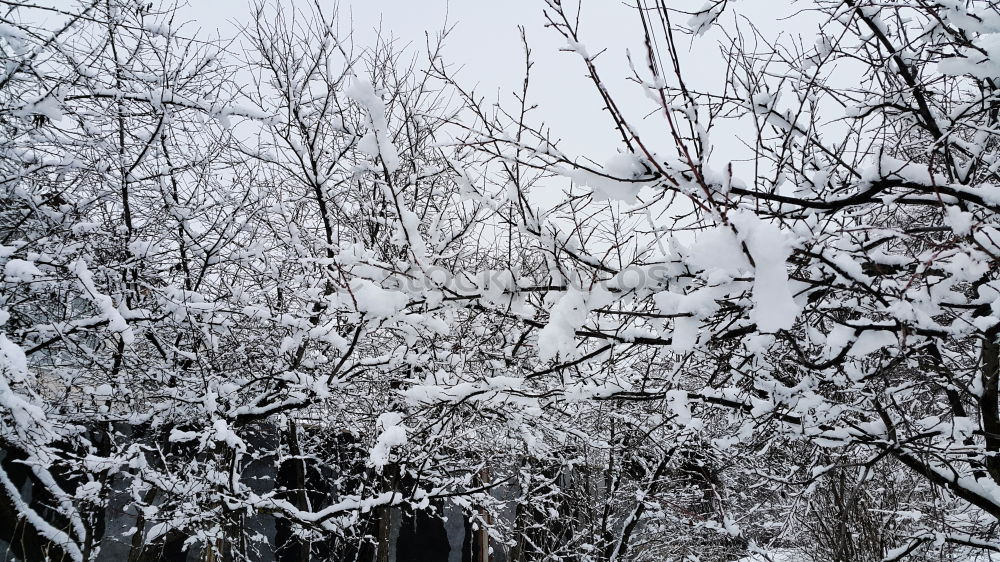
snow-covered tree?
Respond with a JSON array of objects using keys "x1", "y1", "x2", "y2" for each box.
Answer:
[
  {"x1": 0, "y1": 1, "x2": 503, "y2": 560},
  {"x1": 7, "y1": 0, "x2": 1000, "y2": 561},
  {"x1": 446, "y1": 0, "x2": 1000, "y2": 559}
]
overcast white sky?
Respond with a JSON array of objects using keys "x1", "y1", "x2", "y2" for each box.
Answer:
[
  {"x1": 32, "y1": 0, "x2": 821, "y2": 190},
  {"x1": 172, "y1": 0, "x2": 805, "y2": 163}
]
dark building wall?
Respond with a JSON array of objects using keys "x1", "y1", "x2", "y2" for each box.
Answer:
[{"x1": 1, "y1": 424, "x2": 513, "y2": 562}]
